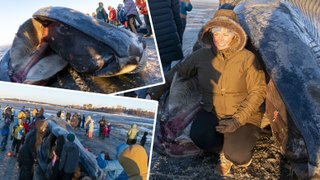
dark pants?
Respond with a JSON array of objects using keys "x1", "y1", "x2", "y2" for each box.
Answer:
[
  {"x1": 181, "y1": 17, "x2": 187, "y2": 39},
  {"x1": 223, "y1": 124, "x2": 260, "y2": 165},
  {"x1": 62, "y1": 172, "x2": 73, "y2": 180},
  {"x1": 190, "y1": 110, "x2": 260, "y2": 164},
  {"x1": 12, "y1": 138, "x2": 22, "y2": 154},
  {"x1": 190, "y1": 110, "x2": 223, "y2": 152},
  {"x1": 144, "y1": 14, "x2": 152, "y2": 35},
  {"x1": 19, "y1": 166, "x2": 33, "y2": 180}
]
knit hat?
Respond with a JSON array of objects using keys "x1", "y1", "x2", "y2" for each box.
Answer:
[{"x1": 67, "y1": 133, "x2": 75, "y2": 142}]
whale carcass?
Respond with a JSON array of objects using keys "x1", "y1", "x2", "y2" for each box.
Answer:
[
  {"x1": 155, "y1": 0, "x2": 320, "y2": 178},
  {"x1": 0, "y1": 6, "x2": 147, "y2": 86}
]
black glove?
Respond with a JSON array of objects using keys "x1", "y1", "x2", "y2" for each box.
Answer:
[{"x1": 216, "y1": 117, "x2": 241, "y2": 133}]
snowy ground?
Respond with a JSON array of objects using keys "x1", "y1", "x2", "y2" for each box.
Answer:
[
  {"x1": 0, "y1": 32, "x2": 163, "y2": 94},
  {"x1": 0, "y1": 99, "x2": 154, "y2": 179},
  {"x1": 149, "y1": 1, "x2": 292, "y2": 179}
]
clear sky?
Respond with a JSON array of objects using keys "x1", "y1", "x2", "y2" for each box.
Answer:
[
  {"x1": 0, "y1": 81, "x2": 158, "y2": 112},
  {"x1": 0, "y1": 0, "x2": 124, "y2": 46}
]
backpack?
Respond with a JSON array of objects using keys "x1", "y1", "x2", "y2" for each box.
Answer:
[{"x1": 16, "y1": 128, "x2": 24, "y2": 140}]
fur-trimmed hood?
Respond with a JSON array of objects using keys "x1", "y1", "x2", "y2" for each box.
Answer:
[{"x1": 200, "y1": 9, "x2": 247, "y2": 52}]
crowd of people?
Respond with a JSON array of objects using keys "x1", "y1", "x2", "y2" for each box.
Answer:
[
  {"x1": 0, "y1": 105, "x2": 150, "y2": 179},
  {"x1": 88, "y1": 1, "x2": 153, "y2": 37}
]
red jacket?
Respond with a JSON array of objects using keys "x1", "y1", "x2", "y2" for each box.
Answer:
[
  {"x1": 136, "y1": 0, "x2": 148, "y2": 15},
  {"x1": 109, "y1": 8, "x2": 117, "y2": 21}
]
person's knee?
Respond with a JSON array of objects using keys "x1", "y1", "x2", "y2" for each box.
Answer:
[{"x1": 224, "y1": 151, "x2": 252, "y2": 165}]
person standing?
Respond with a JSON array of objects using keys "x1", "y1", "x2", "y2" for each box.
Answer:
[
  {"x1": 81, "y1": 114, "x2": 86, "y2": 128},
  {"x1": 59, "y1": 133, "x2": 79, "y2": 180},
  {"x1": 148, "y1": 0, "x2": 184, "y2": 73},
  {"x1": 17, "y1": 130, "x2": 36, "y2": 180},
  {"x1": 180, "y1": 0, "x2": 193, "y2": 37},
  {"x1": 124, "y1": 0, "x2": 139, "y2": 33},
  {"x1": 11, "y1": 121, "x2": 25, "y2": 157},
  {"x1": 127, "y1": 124, "x2": 139, "y2": 145},
  {"x1": 99, "y1": 116, "x2": 106, "y2": 138},
  {"x1": 108, "y1": 6, "x2": 117, "y2": 25},
  {"x1": 136, "y1": 0, "x2": 153, "y2": 37},
  {"x1": 140, "y1": 132, "x2": 148, "y2": 147},
  {"x1": 96, "y1": 2, "x2": 109, "y2": 22}
]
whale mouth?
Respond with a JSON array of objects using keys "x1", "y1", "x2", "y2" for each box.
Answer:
[
  {"x1": 4, "y1": 6, "x2": 147, "y2": 85},
  {"x1": 9, "y1": 19, "x2": 69, "y2": 84}
]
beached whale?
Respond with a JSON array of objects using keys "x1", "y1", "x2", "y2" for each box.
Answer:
[
  {"x1": 0, "y1": 6, "x2": 147, "y2": 85},
  {"x1": 155, "y1": 0, "x2": 320, "y2": 178}
]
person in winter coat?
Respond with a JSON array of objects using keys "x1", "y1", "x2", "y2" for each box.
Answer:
[
  {"x1": 127, "y1": 124, "x2": 139, "y2": 145},
  {"x1": 17, "y1": 130, "x2": 36, "y2": 180},
  {"x1": 118, "y1": 144, "x2": 148, "y2": 180},
  {"x1": 148, "y1": 9, "x2": 266, "y2": 176},
  {"x1": 99, "y1": 116, "x2": 106, "y2": 138},
  {"x1": 18, "y1": 110, "x2": 26, "y2": 123},
  {"x1": 11, "y1": 121, "x2": 25, "y2": 157},
  {"x1": 59, "y1": 133, "x2": 79, "y2": 179},
  {"x1": 71, "y1": 113, "x2": 79, "y2": 130},
  {"x1": 136, "y1": 0, "x2": 153, "y2": 37},
  {"x1": 148, "y1": 0, "x2": 184, "y2": 73},
  {"x1": 106, "y1": 122, "x2": 111, "y2": 138},
  {"x1": 179, "y1": 0, "x2": 192, "y2": 37},
  {"x1": 85, "y1": 116, "x2": 93, "y2": 137},
  {"x1": 32, "y1": 108, "x2": 38, "y2": 120},
  {"x1": 140, "y1": 132, "x2": 148, "y2": 147},
  {"x1": 117, "y1": 4, "x2": 126, "y2": 26},
  {"x1": 124, "y1": 0, "x2": 139, "y2": 33},
  {"x1": 88, "y1": 119, "x2": 95, "y2": 139},
  {"x1": 96, "y1": 151, "x2": 128, "y2": 179},
  {"x1": 77, "y1": 112, "x2": 82, "y2": 128},
  {"x1": 108, "y1": 6, "x2": 117, "y2": 25},
  {"x1": 1, "y1": 124, "x2": 10, "y2": 151},
  {"x1": 35, "y1": 119, "x2": 48, "y2": 156},
  {"x1": 96, "y1": 2, "x2": 109, "y2": 22}
]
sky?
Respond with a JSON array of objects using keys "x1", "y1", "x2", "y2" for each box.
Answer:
[
  {"x1": 0, "y1": 81, "x2": 158, "y2": 112},
  {"x1": 0, "y1": 0, "x2": 125, "y2": 46}
]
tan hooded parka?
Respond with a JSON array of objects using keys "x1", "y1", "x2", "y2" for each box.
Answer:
[{"x1": 151, "y1": 9, "x2": 266, "y2": 127}]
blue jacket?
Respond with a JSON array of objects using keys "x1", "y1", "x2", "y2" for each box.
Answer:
[{"x1": 96, "y1": 152, "x2": 128, "y2": 180}]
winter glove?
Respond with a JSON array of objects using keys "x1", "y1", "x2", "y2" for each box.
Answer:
[{"x1": 216, "y1": 117, "x2": 241, "y2": 133}]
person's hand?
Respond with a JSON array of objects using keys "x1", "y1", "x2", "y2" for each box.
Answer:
[{"x1": 216, "y1": 117, "x2": 241, "y2": 133}]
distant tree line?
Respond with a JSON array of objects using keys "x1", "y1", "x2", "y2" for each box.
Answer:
[{"x1": 89, "y1": 106, "x2": 155, "y2": 119}]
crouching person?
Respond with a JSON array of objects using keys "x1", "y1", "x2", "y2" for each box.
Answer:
[{"x1": 59, "y1": 133, "x2": 79, "y2": 180}]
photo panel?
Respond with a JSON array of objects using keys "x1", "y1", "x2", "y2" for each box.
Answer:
[
  {"x1": 147, "y1": 0, "x2": 315, "y2": 179},
  {"x1": 0, "y1": 81, "x2": 158, "y2": 179},
  {"x1": 0, "y1": 0, "x2": 164, "y2": 94}
]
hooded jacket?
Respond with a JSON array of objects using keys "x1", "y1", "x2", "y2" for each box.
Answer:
[
  {"x1": 118, "y1": 145, "x2": 148, "y2": 180},
  {"x1": 150, "y1": 9, "x2": 266, "y2": 127},
  {"x1": 59, "y1": 141, "x2": 79, "y2": 173},
  {"x1": 127, "y1": 124, "x2": 139, "y2": 140}
]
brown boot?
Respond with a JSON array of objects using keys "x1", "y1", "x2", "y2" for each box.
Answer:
[
  {"x1": 238, "y1": 158, "x2": 253, "y2": 168},
  {"x1": 214, "y1": 153, "x2": 233, "y2": 176}
]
